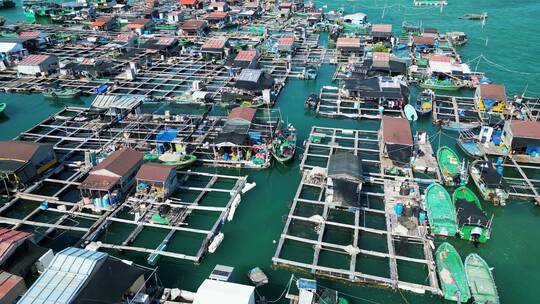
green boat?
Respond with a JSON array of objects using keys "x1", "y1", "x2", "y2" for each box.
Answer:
[
  {"x1": 465, "y1": 254, "x2": 500, "y2": 304},
  {"x1": 43, "y1": 88, "x2": 81, "y2": 99},
  {"x1": 420, "y1": 77, "x2": 463, "y2": 91},
  {"x1": 272, "y1": 124, "x2": 297, "y2": 163},
  {"x1": 436, "y1": 242, "x2": 471, "y2": 302},
  {"x1": 437, "y1": 146, "x2": 467, "y2": 187},
  {"x1": 425, "y1": 183, "x2": 458, "y2": 237},
  {"x1": 144, "y1": 153, "x2": 197, "y2": 170},
  {"x1": 0, "y1": 103, "x2": 6, "y2": 115},
  {"x1": 453, "y1": 186, "x2": 491, "y2": 244}
]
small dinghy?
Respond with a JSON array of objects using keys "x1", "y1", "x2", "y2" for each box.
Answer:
[
  {"x1": 436, "y1": 242, "x2": 471, "y2": 302},
  {"x1": 247, "y1": 267, "x2": 269, "y2": 287},
  {"x1": 0, "y1": 102, "x2": 6, "y2": 115},
  {"x1": 404, "y1": 104, "x2": 418, "y2": 121},
  {"x1": 465, "y1": 253, "x2": 500, "y2": 304},
  {"x1": 272, "y1": 123, "x2": 297, "y2": 163},
  {"x1": 305, "y1": 93, "x2": 319, "y2": 109},
  {"x1": 469, "y1": 160, "x2": 509, "y2": 206},
  {"x1": 457, "y1": 130, "x2": 484, "y2": 158},
  {"x1": 414, "y1": 89, "x2": 435, "y2": 116}
]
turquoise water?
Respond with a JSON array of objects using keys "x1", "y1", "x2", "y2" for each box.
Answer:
[{"x1": 2, "y1": 0, "x2": 540, "y2": 303}]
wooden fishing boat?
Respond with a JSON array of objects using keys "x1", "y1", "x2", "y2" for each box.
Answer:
[
  {"x1": 437, "y1": 146, "x2": 468, "y2": 187},
  {"x1": 239, "y1": 98, "x2": 266, "y2": 108},
  {"x1": 43, "y1": 88, "x2": 81, "y2": 99},
  {"x1": 420, "y1": 78, "x2": 462, "y2": 91},
  {"x1": 436, "y1": 242, "x2": 471, "y2": 302},
  {"x1": 414, "y1": 89, "x2": 435, "y2": 116},
  {"x1": 0, "y1": 103, "x2": 6, "y2": 115},
  {"x1": 459, "y1": 13, "x2": 488, "y2": 20},
  {"x1": 305, "y1": 93, "x2": 319, "y2": 109},
  {"x1": 447, "y1": 31, "x2": 468, "y2": 46},
  {"x1": 144, "y1": 153, "x2": 197, "y2": 170},
  {"x1": 457, "y1": 130, "x2": 484, "y2": 158},
  {"x1": 272, "y1": 124, "x2": 297, "y2": 163},
  {"x1": 453, "y1": 186, "x2": 491, "y2": 244},
  {"x1": 469, "y1": 160, "x2": 509, "y2": 206},
  {"x1": 425, "y1": 183, "x2": 458, "y2": 237},
  {"x1": 441, "y1": 120, "x2": 482, "y2": 132},
  {"x1": 465, "y1": 254, "x2": 500, "y2": 304}
]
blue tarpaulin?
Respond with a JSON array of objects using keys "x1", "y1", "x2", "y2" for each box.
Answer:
[
  {"x1": 156, "y1": 129, "x2": 179, "y2": 142},
  {"x1": 483, "y1": 99, "x2": 497, "y2": 109}
]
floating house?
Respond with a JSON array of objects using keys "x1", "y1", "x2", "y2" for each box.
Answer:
[
  {"x1": 18, "y1": 247, "x2": 151, "y2": 304},
  {"x1": 502, "y1": 120, "x2": 540, "y2": 163},
  {"x1": 362, "y1": 52, "x2": 407, "y2": 76},
  {"x1": 325, "y1": 152, "x2": 363, "y2": 207},
  {"x1": 135, "y1": 163, "x2": 177, "y2": 201},
  {"x1": 16, "y1": 54, "x2": 58, "y2": 76},
  {"x1": 79, "y1": 148, "x2": 143, "y2": 210},
  {"x1": 180, "y1": 20, "x2": 209, "y2": 36},
  {"x1": 277, "y1": 36, "x2": 295, "y2": 54},
  {"x1": 0, "y1": 141, "x2": 57, "y2": 191},
  {"x1": 475, "y1": 84, "x2": 507, "y2": 113},
  {"x1": 89, "y1": 17, "x2": 116, "y2": 31},
  {"x1": 0, "y1": 228, "x2": 52, "y2": 277},
  {"x1": 200, "y1": 38, "x2": 229, "y2": 60},
  {"x1": 112, "y1": 33, "x2": 137, "y2": 47},
  {"x1": 0, "y1": 40, "x2": 26, "y2": 63},
  {"x1": 371, "y1": 24, "x2": 393, "y2": 43},
  {"x1": 123, "y1": 18, "x2": 154, "y2": 35},
  {"x1": 205, "y1": 11, "x2": 231, "y2": 28},
  {"x1": 232, "y1": 49, "x2": 259, "y2": 69},
  {"x1": 335, "y1": 37, "x2": 363, "y2": 55},
  {"x1": 380, "y1": 116, "x2": 413, "y2": 166},
  {"x1": 179, "y1": 0, "x2": 203, "y2": 9},
  {"x1": 343, "y1": 76, "x2": 409, "y2": 108},
  {"x1": 412, "y1": 35, "x2": 436, "y2": 52},
  {"x1": 143, "y1": 37, "x2": 179, "y2": 57},
  {"x1": 18, "y1": 31, "x2": 50, "y2": 51},
  {"x1": 208, "y1": 1, "x2": 229, "y2": 12}
]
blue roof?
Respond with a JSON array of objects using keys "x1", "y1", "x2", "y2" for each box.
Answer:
[
  {"x1": 156, "y1": 129, "x2": 179, "y2": 142},
  {"x1": 18, "y1": 247, "x2": 107, "y2": 304}
]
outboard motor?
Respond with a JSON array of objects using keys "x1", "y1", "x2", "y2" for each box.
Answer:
[{"x1": 471, "y1": 226, "x2": 483, "y2": 248}]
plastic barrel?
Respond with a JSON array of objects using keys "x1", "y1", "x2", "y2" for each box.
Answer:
[
  {"x1": 419, "y1": 211, "x2": 426, "y2": 222},
  {"x1": 394, "y1": 203, "x2": 404, "y2": 216},
  {"x1": 531, "y1": 151, "x2": 538, "y2": 158},
  {"x1": 496, "y1": 166, "x2": 503, "y2": 176},
  {"x1": 497, "y1": 157, "x2": 504, "y2": 165}
]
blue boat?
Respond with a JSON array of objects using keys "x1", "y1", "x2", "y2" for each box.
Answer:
[
  {"x1": 414, "y1": 89, "x2": 435, "y2": 116},
  {"x1": 457, "y1": 130, "x2": 484, "y2": 158}
]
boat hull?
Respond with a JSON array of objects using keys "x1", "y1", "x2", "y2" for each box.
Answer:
[
  {"x1": 425, "y1": 183, "x2": 458, "y2": 236},
  {"x1": 436, "y1": 242, "x2": 471, "y2": 302},
  {"x1": 453, "y1": 186, "x2": 490, "y2": 243},
  {"x1": 437, "y1": 146, "x2": 466, "y2": 187},
  {"x1": 465, "y1": 254, "x2": 499, "y2": 304}
]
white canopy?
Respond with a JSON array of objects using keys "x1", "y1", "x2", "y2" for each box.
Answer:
[
  {"x1": 0, "y1": 42, "x2": 23, "y2": 53},
  {"x1": 194, "y1": 279, "x2": 255, "y2": 304}
]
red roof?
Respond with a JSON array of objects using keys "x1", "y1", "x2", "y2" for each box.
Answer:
[
  {"x1": 90, "y1": 18, "x2": 111, "y2": 27},
  {"x1": 372, "y1": 24, "x2": 392, "y2": 33},
  {"x1": 509, "y1": 120, "x2": 540, "y2": 139},
  {"x1": 0, "y1": 141, "x2": 47, "y2": 162},
  {"x1": 180, "y1": 0, "x2": 198, "y2": 5},
  {"x1": 0, "y1": 229, "x2": 31, "y2": 261},
  {"x1": 479, "y1": 84, "x2": 506, "y2": 101},
  {"x1": 209, "y1": 1, "x2": 226, "y2": 7},
  {"x1": 201, "y1": 38, "x2": 227, "y2": 50},
  {"x1": 114, "y1": 33, "x2": 136, "y2": 42},
  {"x1": 19, "y1": 31, "x2": 41, "y2": 39},
  {"x1": 235, "y1": 50, "x2": 257, "y2": 61},
  {"x1": 278, "y1": 36, "x2": 295, "y2": 47},
  {"x1": 18, "y1": 54, "x2": 55, "y2": 66},
  {"x1": 206, "y1": 11, "x2": 229, "y2": 19},
  {"x1": 336, "y1": 37, "x2": 360, "y2": 49},
  {"x1": 124, "y1": 23, "x2": 145, "y2": 29},
  {"x1": 228, "y1": 107, "x2": 256, "y2": 122},
  {"x1": 136, "y1": 163, "x2": 176, "y2": 183},
  {"x1": 424, "y1": 54, "x2": 453, "y2": 63},
  {"x1": 181, "y1": 20, "x2": 207, "y2": 30},
  {"x1": 382, "y1": 116, "x2": 413, "y2": 145},
  {"x1": 155, "y1": 37, "x2": 177, "y2": 46},
  {"x1": 373, "y1": 52, "x2": 390, "y2": 62},
  {"x1": 244, "y1": 2, "x2": 259, "y2": 8},
  {"x1": 0, "y1": 271, "x2": 25, "y2": 297},
  {"x1": 79, "y1": 174, "x2": 120, "y2": 191},
  {"x1": 413, "y1": 35, "x2": 435, "y2": 45},
  {"x1": 91, "y1": 148, "x2": 143, "y2": 177}
]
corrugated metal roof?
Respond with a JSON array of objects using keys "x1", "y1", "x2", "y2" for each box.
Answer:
[
  {"x1": 19, "y1": 31, "x2": 41, "y2": 39},
  {"x1": 201, "y1": 38, "x2": 227, "y2": 50},
  {"x1": 0, "y1": 271, "x2": 25, "y2": 297},
  {"x1": 155, "y1": 37, "x2": 177, "y2": 46},
  {"x1": 90, "y1": 148, "x2": 143, "y2": 177},
  {"x1": 18, "y1": 55, "x2": 55, "y2": 66},
  {"x1": 509, "y1": 120, "x2": 540, "y2": 139},
  {"x1": 0, "y1": 229, "x2": 31, "y2": 263},
  {"x1": 373, "y1": 52, "x2": 390, "y2": 62},
  {"x1": 0, "y1": 141, "x2": 48, "y2": 162},
  {"x1": 136, "y1": 163, "x2": 176, "y2": 183},
  {"x1": 18, "y1": 247, "x2": 106, "y2": 304},
  {"x1": 228, "y1": 107, "x2": 256, "y2": 122},
  {"x1": 206, "y1": 11, "x2": 229, "y2": 19},
  {"x1": 479, "y1": 84, "x2": 506, "y2": 101},
  {"x1": 235, "y1": 50, "x2": 257, "y2": 61},
  {"x1": 91, "y1": 95, "x2": 144, "y2": 110},
  {"x1": 382, "y1": 116, "x2": 413, "y2": 145},
  {"x1": 114, "y1": 33, "x2": 136, "y2": 42},
  {"x1": 180, "y1": 0, "x2": 198, "y2": 5},
  {"x1": 124, "y1": 23, "x2": 145, "y2": 29},
  {"x1": 181, "y1": 20, "x2": 207, "y2": 30},
  {"x1": 336, "y1": 37, "x2": 360, "y2": 49},
  {"x1": 412, "y1": 35, "x2": 435, "y2": 45},
  {"x1": 372, "y1": 24, "x2": 392, "y2": 32},
  {"x1": 277, "y1": 36, "x2": 295, "y2": 47}
]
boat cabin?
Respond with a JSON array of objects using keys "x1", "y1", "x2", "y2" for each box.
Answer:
[
  {"x1": 180, "y1": 20, "x2": 209, "y2": 36},
  {"x1": 79, "y1": 148, "x2": 143, "y2": 211},
  {"x1": 475, "y1": 84, "x2": 507, "y2": 113},
  {"x1": 0, "y1": 141, "x2": 57, "y2": 192},
  {"x1": 16, "y1": 54, "x2": 58, "y2": 76},
  {"x1": 325, "y1": 152, "x2": 363, "y2": 208},
  {"x1": 135, "y1": 163, "x2": 177, "y2": 201},
  {"x1": 18, "y1": 247, "x2": 151, "y2": 304},
  {"x1": 502, "y1": 120, "x2": 540, "y2": 163},
  {"x1": 200, "y1": 37, "x2": 229, "y2": 60},
  {"x1": 381, "y1": 116, "x2": 413, "y2": 166}
]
